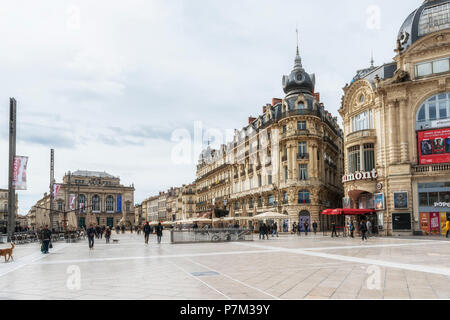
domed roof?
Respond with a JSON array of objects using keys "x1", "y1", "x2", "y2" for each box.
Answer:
[
  {"x1": 282, "y1": 47, "x2": 315, "y2": 96},
  {"x1": 397, "y1": 0, "x2": 450, "y2": 53}
]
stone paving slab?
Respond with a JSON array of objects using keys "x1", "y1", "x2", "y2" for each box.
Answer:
[{"x1": 0, "y1": 232, "x2": 449, "y2": 300}]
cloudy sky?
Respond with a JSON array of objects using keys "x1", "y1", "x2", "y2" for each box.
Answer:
[{"x1": 0, "y1": 0, "x2": 420, "y2": 215}]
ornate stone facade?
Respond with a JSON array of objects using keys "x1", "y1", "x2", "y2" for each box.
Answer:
[
  {"x1": 195, "y1": 48, "x2": 344, "y2": 230},
  {"x1": 30, "y1": 171, "x2": 135, "y2": 230},
  {"x1": 340, "y1": 0, "x2": 450, "y2": 236}
]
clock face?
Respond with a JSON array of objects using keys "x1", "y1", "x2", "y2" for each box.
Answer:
[{"x1": 295, "y1": 72, "x2": 304, "y2": 82}]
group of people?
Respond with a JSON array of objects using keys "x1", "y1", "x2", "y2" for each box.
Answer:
[
  {"x1": 292, "y1": 221, "x2": 318, "y2": 236},
  {"x1": 258, "y1": 222, "x2": 279, "y2": 239}
]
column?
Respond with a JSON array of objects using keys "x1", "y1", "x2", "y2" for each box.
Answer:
[
  {"x1": 388, "y1": 101, "x2": 398, "y2": 164},
  {"x1": 399, "y1": 99, "x2": 409, "y2": 163}
]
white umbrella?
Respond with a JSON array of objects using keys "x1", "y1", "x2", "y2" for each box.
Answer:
[
  {"x1": 193, "y1": 218, "x2": 213, "y2": 223},
  {"x1": 161, "y1": 221, "x2": 174, "y2": 226},
  {"x1": 149, "y1": 221, "x2": 159, "y2": 226},
  {"x1": 253, "y1": 212, "x2": 289, "y2": 220}
]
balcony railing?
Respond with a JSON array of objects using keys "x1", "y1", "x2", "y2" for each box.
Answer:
[
  {"x1": 280, "y1": 129, "x2": 310, "y2": 140},
  {"x1": 413, "y1": 164, "x2": 450, "y2": 173},
  {"x1": 345, "y1": 129, "x2": 376, "y2": 142},
  {"x1": 297, "y1": 153, "x2": 309, "y2": 160},
  {"x1": 281, "y1": 109, "x2": 321, "y2": 119}
]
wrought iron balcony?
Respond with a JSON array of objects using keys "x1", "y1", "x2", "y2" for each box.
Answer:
[{"x1": 297, "y1": 153, "x2": 309, "y2": 160}]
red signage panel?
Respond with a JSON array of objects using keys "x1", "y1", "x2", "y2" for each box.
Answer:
[{"x1": 418, "y1": 128, "x2": 450, "y2": 165}]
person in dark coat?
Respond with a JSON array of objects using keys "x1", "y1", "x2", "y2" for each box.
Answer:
[
  {"x1": 350, "y1": 221, "x2": 355, "y2": 238},
  {"x1": 259, "y1": 224, "x2": 265, "y2": 240},
  {"x1": 360, "y1": 220, "x2": 368, "y2": 241},
  {"x1": 263, "y1": 223, "x2": 269, "y2": 240},
  {"x1": 312, "y1": 221, "x2": 318, "y2": 235},
  {"x1": 297, "y1": 223, "x2": 301, "y2": 236},
  {"x1": 87, "y1": 224, "x2": 96, "y2": 249},
  {"x1": 115, "y1": 225, "x2": 120, "y2": 234},
  {"x1": 40, "y1": 225, "x2": 52, "y2": 254},
  {"x1": 95, "y1": 225, "x2": 101, "y2": 239},
  {"x1": 304, "y1": 221, "x2": 309, "y2": 236},
  {"x1": 121, "y1": 225, "x2": 125, "y2": 234},
  {"x1": 156, "y1": 223, "x2": 163, "y2": 244},
  {"x1": 105, "y1": 226, "x2": 111, "y2": 244},
  {"x1": 331, "y1": 222, "x2": 338, "y2": 238},
  {"x1": 143, "y1": 222, "x2": 151, "y2": 244}
]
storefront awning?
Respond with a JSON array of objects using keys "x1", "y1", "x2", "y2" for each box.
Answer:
[{"x1": 321, "y1": 209, "x2": 376, "y2": 216}]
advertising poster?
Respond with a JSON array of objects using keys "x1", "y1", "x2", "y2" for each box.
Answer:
[
  {"x1": 440, "y1": 212, "x2": 448, "y2": 235},
  {"x1": 394, "y1": 192, "x2": 408, "y2": 209},
  {"x1": 117, "y1": 195, "x2": 122, "y2": 213},
  {"x1": 418, "y1": 128, "x2": 450, "y2": 165},
  {"x1": 53, "y1": 184, "x2": 61, "y2": 198},
  {"x1": 374, "y1": 193, "x2": 385, "y2": 210},
  {"x1": 420, "y1": 212, "x2": 430, "y2": 234},
  {"x1": 12, "y1": 156, "x2": 28, "y2": 190},
  {"x1": 430, "y1": 212, "x2": 441, "y2": 234}
]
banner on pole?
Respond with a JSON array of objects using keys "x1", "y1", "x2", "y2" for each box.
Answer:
[
  {"x1": 13, "y1": 156, "x2": 28, "y2": 190},
  {"x1": 53, "y1": 184, "x2": 61, "y2": 198},
  {"x1": 69, "y1": 194, "x2": 76, "y2": 211}
]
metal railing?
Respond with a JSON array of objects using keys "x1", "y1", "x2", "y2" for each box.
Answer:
[{"x1": 171, "y1": 228, "x2": 253, "y2": 244}]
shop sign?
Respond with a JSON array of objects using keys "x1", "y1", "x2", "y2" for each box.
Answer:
[
  {"x1": 342, "y1": 169, "x2": 378, "y2": 183},
  {"x1": 434, "y1": 202, "x2": 450, "y2": 208}
]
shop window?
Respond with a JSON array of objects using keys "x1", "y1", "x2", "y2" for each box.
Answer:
[
  {"x1": 429, "y1": 192, "x2": 439, "y2": 204},
  {"x1": 419, "y1": 193, "x2": 429, "y2": 206},
  {"x1": 439, "y1": 191, "x2": 450, "y2": 202}
]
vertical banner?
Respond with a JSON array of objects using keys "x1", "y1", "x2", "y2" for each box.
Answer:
[
  {"x1": 420, "y1": 212, "x2": 430, "y2": 234},
  {"x1": 440, "y1": 212, "x2": 448, "y2": 235},
  {"x1": 53, "y1": 184, "x2": 61, "y2": 198},
  {"x1": 117, "y1": 195, "x2": 122, "y2": 213},
  {"x1": 69, "y1": 194, "x2": 76, "y2": 211},
  {"x1": 12, "y1": 156, "x2": 28, "y2": 190},
  {"x1": 430, "y1": 212, "x2": 440, "y2": 234}
]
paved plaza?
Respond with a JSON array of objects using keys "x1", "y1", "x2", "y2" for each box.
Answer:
[{"x1": 0, "y1": 232, "x2": 449, "y2": 300}]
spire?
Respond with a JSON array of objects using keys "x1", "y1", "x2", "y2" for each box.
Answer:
[
  {"x1": 370, "y1": 50, "x2": 375, "y2": 69},
  {"x1": 294, "y1": 28, "x2": 303, "y2": 70}
]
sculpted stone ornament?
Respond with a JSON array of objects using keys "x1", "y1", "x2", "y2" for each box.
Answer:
[{"x1": 392, "y1": 70, "x2": 410, "y2": 83}]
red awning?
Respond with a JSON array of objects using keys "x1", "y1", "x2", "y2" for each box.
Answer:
[{"x1": 321, "y1": 209, "x2": 376, "y2": 216}]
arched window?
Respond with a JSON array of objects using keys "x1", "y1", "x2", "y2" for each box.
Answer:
[
  {"x1": 106, "y1": 196, "x2": 114, "y2": 212},
  {"x1": 78, "y1": 194, "x2": 86, "y2": 213},
  {"x1": 416, "y1": 93, "x2": 450, "y2": 130},
  {"x1": 92, "y1": 195, "x2": 100, "y2": 212},
  {"x1": 297, "y1": 101, "x2": 306, "y2": 110},
  {"x1": 298, "y1": 191, "x2": 310, "y2": 204}
]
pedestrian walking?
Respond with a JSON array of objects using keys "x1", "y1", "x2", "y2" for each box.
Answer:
[
  {"x1": 446, "y1": 219, "x2": 450, "y2": 238},
  {"x1": 156, "y1": 222, "x2": 163, "y2": 244},
  {"x1": 272, "y1": 222, "x2": 279, "y2": 238},
  {"x1": 297, "y1": 223, "x2": 301, "y2": 236},
  {"x1": 350, "y1": 221, "x2": 355, "y2": 238},
  {"x1": 95, "y1": 225, "x2": 101, "y2": 239},
  {"x1": 304, "y1": 221, "x2": 309, "y2": 236},
  {"x1": 115, "y1": 225, "x2": 120, "y2": 234},
  {"x1": 331, "y1": 222, "x2": 338, "y2": 238},
  {"x1": 105, "y1": 226, "x2": 111, "y2": 244},
  {"x1": 259, "y1": 224, "x2": 265, "y2": 240},
  {"x1": 312, "y1": 221, "x2": 318, "y2": 235},
  {"x1": 87, "y1": 224, "x2": 96, "y2": 249},
  {"x1": 143, "y1": 222, "x2": 151, "y2": 244},
  {"x1": 121, "y1": 225, "x2": 125, "y2": 234},
  {"x1": 40, "y1": 225, "x2": 52, "y2": 254},
  {"x1": 366, "y1": 219, "x2": 372, "y2": 238},
  {"x1": 292, "y1": 222, "x2": 297, "y2": 234},
  {"x1": 101, "y1": 225, "x2": 105, "y2": 239},
  {"x1": 263, "y1": 223, "x2": 269, "y2": 240},
  {"x1": 360, "y1": 220, "x2": 368, "y2": 241}
]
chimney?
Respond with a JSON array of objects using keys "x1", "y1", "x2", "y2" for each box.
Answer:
[
  {"x1": 314, "y1": 92, "x2": 320, "y2": 102},
  {"x1": 248, "y1": 117, "x2": 256, "y2": 125},
  {"x1": 272, "y1": 98, "x2": 282, "y2": 106}
]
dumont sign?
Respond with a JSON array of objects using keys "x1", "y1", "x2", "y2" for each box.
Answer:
[{"x1": 342, "y1": 169, "x2": 378, "y2": 183}]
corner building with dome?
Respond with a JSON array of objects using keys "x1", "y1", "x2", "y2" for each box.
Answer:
[
  {"x1": 340, "y1": 0, "x2": 450, "y2": 236},
  {"x1": 196, "y1": 46, "x2": 344, "y2": 232}
]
